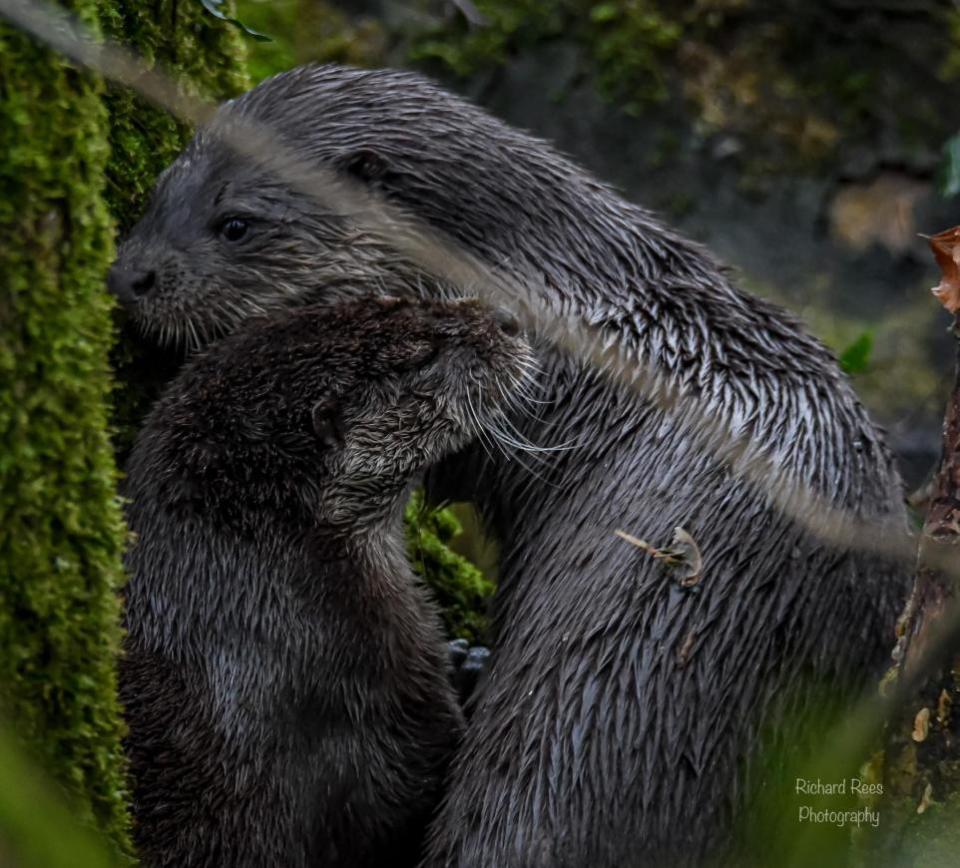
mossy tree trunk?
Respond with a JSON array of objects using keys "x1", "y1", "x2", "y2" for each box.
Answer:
[
  {"x1": 0, "y1": 0, "x2": 249, "y2": 860},
  {"x1": 0, "y1": 1, "x2": 133, "y2": 857},
  {"x1": 100, "y1": 0, "x2": 250, "y2": 231}
]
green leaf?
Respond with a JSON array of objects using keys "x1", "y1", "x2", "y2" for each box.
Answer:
[
  {"x1": 838, "y1": 331, "x2": 874, "y2": 375},
  {"x1": 590, "y1": 3, "x2": 620, "y2": 23},
  {"x1": 199, "y1": 0, "x2": 272, "y2": 41}
]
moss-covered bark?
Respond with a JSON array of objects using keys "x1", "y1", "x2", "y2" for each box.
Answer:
[
  {"x1": 0, "y1": 0, "x2": 251, "y2": 858},
  {"x1": 0, "y1": 3, "x2": 132, "y2": 857},
  {"x1": 100, "y1": 1, "x2": 250, "y2": 232}
]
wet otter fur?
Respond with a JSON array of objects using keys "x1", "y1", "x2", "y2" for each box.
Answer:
[
  {"x1": 120, "y1": 295, "x2": 531, "y2": 867},
  {"x1": 111, "y1": 65, "x2": 911, "y2": 866}
]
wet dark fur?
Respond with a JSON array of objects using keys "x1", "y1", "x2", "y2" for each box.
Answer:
[
  {"x1": 113, "y1": 66, "x2": 912, "y2": 866},
  {"x1": 120, "y1": 296, "x2": 529, "y2": 867}
]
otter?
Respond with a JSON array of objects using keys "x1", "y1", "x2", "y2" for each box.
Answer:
[
  {"x1": 110, "y1": 65, "x2": 911, "y2": 866},
  {"x1": 120, "y1": 295, "x2": 531, "y2": 867}
]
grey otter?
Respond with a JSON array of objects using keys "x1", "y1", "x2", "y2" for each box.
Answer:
[
  {"x1": 111, "y1": 65, "x2": 911, "y2": 865},
  {"x1": 120, "y1": 295, "x2": 531, "y2": 867}
]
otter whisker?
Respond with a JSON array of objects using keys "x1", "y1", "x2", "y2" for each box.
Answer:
[
  {"x1": 494, "y1": 391, "x2": 580, "y2": 455},
  {"x1": 482, "y1": 411, "x2": 553, "y2": 465},
  {"x1": 472, "y1": 384, "x2": 531, "y2": 473},
  {"x1": 474, "y1": 385, "x2": 555, "y2": 482},
  {"x1": 183, "y1": 319, "x2": 196, "y2": 354},
  {"x1": 482, "y1": 417, "x2": 555, "y2": 484},
  {"x1": 491, "y1": 379, "x2": 548, "y2": 456},
  {"x1": 474, "y1": 383, "x2": 514, "y2": 465},
  {"x1": 464, "y1": 388, "x2": 496, "y2": 465},
  {"x1": 503, "y1": 371, "x2": 556, "y2": 420},
  {"x1": 498, "y1": 372, "x2": 565, "y2": 431}
]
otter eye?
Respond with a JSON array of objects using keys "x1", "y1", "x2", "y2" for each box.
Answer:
[
  {"x1": 220, "y1": 218, "x2": 249, "y2": 242},
  {"x1": 406, "y1": 341, "x2": 438, "y2": 367},
  {"x1": 341, "y1": 148, "x2": 388, "y2": 183}
]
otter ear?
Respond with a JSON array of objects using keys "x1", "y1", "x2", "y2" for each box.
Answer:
[
  {"x1": 339, "y1": 148, "x2": 389, "y2": 185},
  {"x1": 311, "y1": 399, "x2": 344, "y2": 448}
]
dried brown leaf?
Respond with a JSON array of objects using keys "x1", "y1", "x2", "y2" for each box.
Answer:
[
  {"x1": 928, "y1": 226, "x2": 960, "y2": 313},
  {"x1": 671, "y1": 527, "x2": 703, "y2": 587},
  {"x1": 615, "y1": 526, "x2": 703, "y2": 587}
]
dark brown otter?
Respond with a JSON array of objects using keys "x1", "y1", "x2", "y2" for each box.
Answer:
[
  {"x1": 120, "y1": 295, "x2": 531, "y2": 867},
  {"x1": 111, "y1": 65, "x2": 911, "y2": 866}
]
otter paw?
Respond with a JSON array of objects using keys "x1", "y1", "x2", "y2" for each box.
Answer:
[{"x1": 447, "y1": 643, "x2": 491, "y2": 706}]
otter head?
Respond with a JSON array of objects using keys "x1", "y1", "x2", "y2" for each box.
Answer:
[
  {"x1": 108, "y1": 128, "x2": 417, "y2": 350},
  {"x1": 110, "y1": 64, "x2": 582, "y2": 351},
  {"x1": 153, "y1": 296, "x2": 531, "y2": 533}
]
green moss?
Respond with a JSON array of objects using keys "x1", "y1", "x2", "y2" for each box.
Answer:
[
  {"x1": 405, "y1": 491, "x2": 495, "y2": 642},
  {"x1": 99, "y1": 0, "x2": 250, "y2": 232},
  {"x1": 2, "y1": 0, "x2": 253, "y2": 856},
  {"x1": 0, "y1": 5, "x2": 132, "y2": 857}
]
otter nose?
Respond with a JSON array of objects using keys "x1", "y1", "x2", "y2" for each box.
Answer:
[
  {"x1": 492, "y1": 307, "x2": 521, "y2": 337},
  {"x1": 108, "y1": 266, "x2": 156, "y2": 305}
]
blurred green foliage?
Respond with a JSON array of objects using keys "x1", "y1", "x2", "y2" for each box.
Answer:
[
  {"x1": 839, "y1": 331, "x2": 875, "y2": 376},
  {"x1": 237, "y1": 0, "x2": 387, "y2": 83},
  {"x1": 198, "y1": 0, "x2": 272, "y2": 42},
  {"x1": 0, "y1": 725, "x2": 121, "y2": 867},
  {"x1": 404, "y1": 0, "x2": 956, "y2": 171},
  {"x1": 410, "y1": 1, "x2": 564, "y2": 78},
  {"x1": 411, "y1": 0, "x2": 680, "y2": 109},
  {"x1": 232, "y1": 0, "x2": 299, "y2": 82}
]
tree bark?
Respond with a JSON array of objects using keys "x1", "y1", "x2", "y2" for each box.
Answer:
[{"x1": 873, "y1": 305, "x2": 960, "y2": 865}]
